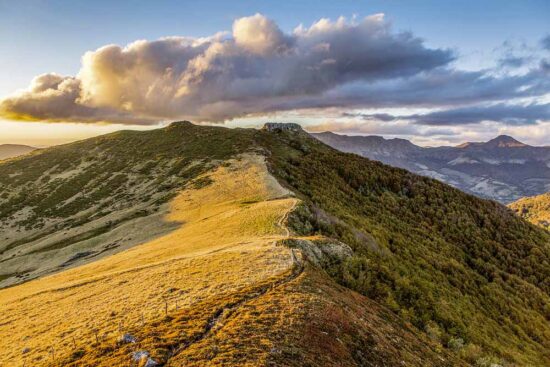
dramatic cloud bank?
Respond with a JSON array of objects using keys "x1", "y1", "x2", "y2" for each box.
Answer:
[{"x1": 0, "y1": 14, "x2": 549, "y2": 127}]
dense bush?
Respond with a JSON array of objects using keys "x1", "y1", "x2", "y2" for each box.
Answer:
[{"x1": 257, "y1": 129, "x2": 550, "y2": 366}]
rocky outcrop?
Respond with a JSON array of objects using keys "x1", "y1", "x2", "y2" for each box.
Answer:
[
  {"x1": 262, "y1": 122, "x2": 303, "y2": 132},
  {"x1": 284, "y1": 237, "x2": 353, "y2": 268}
]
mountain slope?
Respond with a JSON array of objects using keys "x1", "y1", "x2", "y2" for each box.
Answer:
[
  {"x1": 509, "y1": 192, "x2": 550, "y2": 229},
  {"x1": 313, "y1": 132, "x2": 550, "y2": 203},
  {"x1": 0, "y1": 122, "x2": 255, "y2": 286},
  {"x1": 0, "y1": 123, "x2": 461, "y2": 367},
  {"x1": 261, "y1": 127, "x2": 550, "y2": 366},
  {"x1": 0, "y1": 143, "x2": 36, "y2": 160},
  {"x1": 1, "y1": 155, "x2": 325, "y2": 366},
  {"x1": 0, "y1": 122, "x2": 549, "y2": 366}
]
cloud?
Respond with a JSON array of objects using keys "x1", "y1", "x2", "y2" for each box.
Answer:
[
  {"x1": 498, "y1": 55, "x2": 528, "y2": 68},
  {"x1": 346, "y1": 103, "x2": 550, "y2": 126},
  {"x1": 0, "y1": 14, "x2": 453, "y2": 123},
  {"x1": 306, "y1": 119, "x2": 454, "y2": 137},
  {"x1": 233, "y1": 14, "x2": 292, "y2": 55},
  {"x1": 305, "y1": 115, "x2": 550, "y2": 147},
  {"x1": 0, "y1": 73, "x2": 150, "y2": 124},
  {"x1": 341, "y1": 112, "x2": 398, "y2": 121},
  {"x1": 411, "y1": 103, "x2": 550, "y2": 126},
  {"x1": 0, "y1": 13, "x2": 548, "y2": 125},
  {"x1": 494, "y1": 37, "x2": 550, "y2": 70}
]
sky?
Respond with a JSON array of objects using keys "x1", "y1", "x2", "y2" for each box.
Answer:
[{"x1": 0, "y1": 0, "x2": 549, "y2": 146}]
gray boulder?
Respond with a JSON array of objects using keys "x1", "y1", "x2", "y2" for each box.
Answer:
[{"x1": 118, "y1": 333, "x2": 137, "y2": 344}]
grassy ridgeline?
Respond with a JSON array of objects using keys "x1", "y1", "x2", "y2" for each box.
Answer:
[
  {"x1": 0, "y1": 121, "x2": 255, "y2": 227},
  {"x1": 0, "y1": 122, "x2": 256, "y2": 284}
]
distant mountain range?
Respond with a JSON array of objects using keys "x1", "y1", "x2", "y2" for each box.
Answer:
[
  {"x1": 0, "y1": 144, "x2": 36, "y2": 160},
  {"x1": 313, "y1": 133, "x2": 550, "y2": 203}
]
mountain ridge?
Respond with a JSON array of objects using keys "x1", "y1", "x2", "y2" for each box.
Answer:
[
  {"x1": 478, "y1": 135, "x2": 528, "y2": 148},
  {"x1": 313, "y1": 131, "x2": 550, "y2": 203},
  {"x1": 0, "y1": 122, "x2": 548, "y2": 366},
  {"x1": 0, "y1": 143, "x2": 37, "y2": 160}
]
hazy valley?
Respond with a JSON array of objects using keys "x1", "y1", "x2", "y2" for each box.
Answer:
[{"x1": 314, "y1": 132, "x2": 550, "y2": 204}]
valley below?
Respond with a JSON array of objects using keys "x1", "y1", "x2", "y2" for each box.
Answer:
[{"x1": 314, "y1": 132, "x2": 550, "y2": 204}]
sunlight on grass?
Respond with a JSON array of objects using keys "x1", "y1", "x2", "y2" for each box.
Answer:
[{"x1": 0, "y1": 154, "x2": 297, "y2": 366}]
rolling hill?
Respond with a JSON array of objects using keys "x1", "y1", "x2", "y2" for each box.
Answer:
[
  {"x1": 313, "y1": 132, "x2": 550, "y2": 203},
  {"x1": 509, "y1": 192, "x2": 550, "y2": 230},
  {"x1": 0, "y1": 143, "x2": 36, "y2": 160},
  {"x1": 0, "y1": 122, "x2": 549, "y2": 366}
]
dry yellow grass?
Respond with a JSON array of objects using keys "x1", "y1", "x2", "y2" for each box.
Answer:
[
  {"x1": 0, "y1": 152, "x2": 460, "y2": 367},
  {"x1": 508, "y1": 192, "x2": 550, "y2": 229},
  {"x1": 0, "y1": 154, "x2": 297, "y2": 366}
]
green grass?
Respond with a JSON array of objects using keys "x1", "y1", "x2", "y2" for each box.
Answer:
[
  {"x1": 0, "y1": 273, "x2": 13, "y2": 283},
  {"x1": 28, "y1": 210, "x2": 152, "y2": 254}
]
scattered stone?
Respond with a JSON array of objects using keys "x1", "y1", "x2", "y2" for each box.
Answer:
[
  {"x1": 118, "y1": 333, "x2": 136, "y2": 344},
  {"x1": 144, "y1": 358, "x2": 159, "y2": 367},
  {"x1": 130, "y1": 351, "x2": 158, "y2": 367},
  {"x1": 22, "y1": 347, "x2": 30, "y2": 354},
  {"x1": 285, "y1": 238, "x2": 353, "y2": 268},
  {"x1": 262, "y1": 122, "x2": 303, "y2": 132},
  {"x1": 131, "y1": 350, "x2": 149, "y2": 361}
]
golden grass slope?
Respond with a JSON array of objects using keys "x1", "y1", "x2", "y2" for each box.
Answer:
[
  {"x1": 0, "y1": 154, "x2": 297, "y2": 366},
  {"x1": 0, "y1": 152, "x2": 460, "y2": 367},
  {"x1": 508, "y1": 192, "x2": 550, "y2": 230}
]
